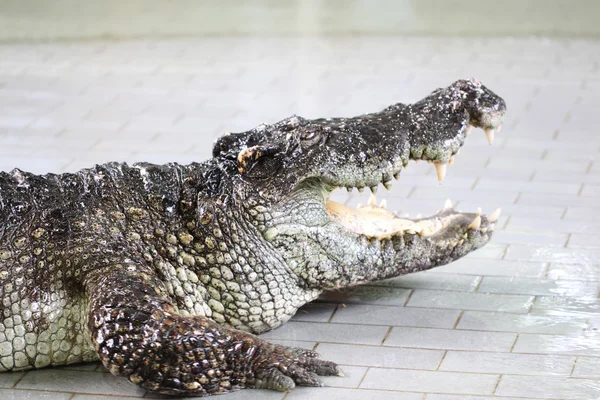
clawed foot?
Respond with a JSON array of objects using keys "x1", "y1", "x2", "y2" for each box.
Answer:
[{"x1": 247, "y1": 343, "x2": 343, "y2": 392}]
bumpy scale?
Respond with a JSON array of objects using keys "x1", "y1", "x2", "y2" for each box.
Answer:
[{"x1": 0, "y1": 79, "x2": 506, "y2": 396}]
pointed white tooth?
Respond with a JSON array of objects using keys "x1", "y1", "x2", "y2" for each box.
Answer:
[
  {"x1": 403, "y1": 213, "x2": 410, "y2": 218},
  {"x1": 444, "y1": 199, "x2": 453, "y2": 210},
  {"x1": 394, "y1": 172, "x2": 400, "y2": 180},
  {"x1": 380, "y1": 199, "x2": 387, "y2": 209},
  {"x1": 383, "y1": 181, "x2": 392, "y2": 190},
  {"x1": 458, "y1": 239, "x2": 464, "y2": 245},
  {"x1": 476, "y1": 207, "x2": 482, "y2": 215},
  {"x1": 496, "y1": 124, "x2": 502, "y2": 133},
  {"x1": 368, "y1": 193, "x2": 377, "y2": 206},
  {"x1": 370, "y1": 186, "x2": 378, "y2": 194},
  {"x1": 357, "y1": 203, "x2": 363, "y2": 209},
  {"x1": 358, "y1": 187, "x2": 365, "y2": 193},
  {"x1": 449, "y1": 155, "x2": 455, "y2": 166},
  {"x1": 485, "y1": 128, "x2": 495, "y2": 144},
  {"x1": 465, "y1": 124, "x2": 473, "y2": 134},
  {"x1": 434, "y1": 162, "x2": 447, "y2": 182},
  {"x1": 468, "y1": 215, "x2": 482, "y2": 230},
  {"x1": 419, "y1": 228, "x2": 426, "y2": 236},
  {"x1": 488, "y1": 208, "x2": 501, "y2": 222},
  {"x1": 415, "y1": 160, "x2": 420, "y2": 164},
  {"x1": 415, "y1": 213, "x2": 422, "y2": 219},
  {"x1": 450, "y1": 239, "x2": 458, "y2": 247}
]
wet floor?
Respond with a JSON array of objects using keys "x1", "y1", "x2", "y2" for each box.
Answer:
[{"x1": 0, "y1": 9, "x2": 599, "y2": 400}]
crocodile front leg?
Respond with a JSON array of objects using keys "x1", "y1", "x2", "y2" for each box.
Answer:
[{"x1": 85, "y1": 263, "x2": 341, "y2": 396}]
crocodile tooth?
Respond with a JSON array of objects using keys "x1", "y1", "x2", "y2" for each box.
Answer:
[
  {"x1": 419, "y1": 228, "x2": 426, "y2": 236},
  {"x1": 448, "y1": 155, "x2": 455, "y2": 166},
  {"x1": 357, "y1": 203, "x2": 363, "y2": 209},
  {"x1": 383, "y1": 181, "x2": 393, "y2": 191},
  {"x1": 368, "y1": 193, "x2": 377, "y2": 206},
  {"x1": 434, "y1": 162, "x2": 447, "y2": 182},
  {"x1": 468, "y1": 215, "x2": 482, "y2": 230},
  {"x1": 370, "y1": 186, "x2": 378, "y2": 194},
  {"x1": 496, "y1": 124, "x2": 502, "y2": 132},
  {"x1": 358, "y1": 186, "x2": 365, "y2": 193},
  {"x1": 476, "y1": 207, "x2": 482, "y2": 215},
  {"x1": 458, "y1": 239, "x2": 464, "y2": 245},
  {"x1": 415, "y1": 213, "x2": 422, "y2": 219},
  {"x1": 450, "y1": 239, "x2": 458, "y2": 247},
  {"x1": 465, "y1": 125, "x2": 473, "y2": 134},
  {"x1": 394, "y1": 172, "x2": 400, "y2": 180},
  {"x1": 444, "y1": 198, "x2": 453, "y2": 210},
  {"x1": 406, "y1": 229, "x2": 416, "y2": 234},
  {"x1": 485, "y1": 128, "x2": 495, "y2": 144},
  {"x1": 488, "y1": 208, "x2": 501, "y2": 222},
  {"x1": 380, "y1": 199, "x2": 387, "y2": 209},
  {"x1": 346, "y1": 187, "x2": 353, "y2": 193},
  {"x1": 382, "y1": 172, "x2": 393, "y2": 182}
]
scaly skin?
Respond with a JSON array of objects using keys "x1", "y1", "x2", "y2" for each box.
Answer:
[{"x1": 0, "y1": 79, "x2": 506, "y2": 396}]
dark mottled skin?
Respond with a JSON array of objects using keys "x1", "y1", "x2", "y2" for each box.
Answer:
[{"x1": 0, "y1": 79, "x2": 506, "y2": 396}]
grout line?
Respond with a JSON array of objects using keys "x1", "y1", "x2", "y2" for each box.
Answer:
[
  {"x1": 563, "y1": 233, "x2": 572, "y2": 248},
  {"x1": 570, "y1": 356, "x2": 579, "y2": 377},
  {"x1": 435, "y1": 350, "x2": 448, "y2": 371},
  {"x1": 560, "y1": 207, "x2": 568, "y2": 220},
  {"x1": 11, "y1": 371, "x2": 27, "y2": 389},
  {"x1": 402, "y1": 289, "x2": 415, "y2": 306},
  {"x1": 542, "y1": 262, "x2": 551, "y2": 279},
  {"x1": 502, "y1": 215, "x2": 511, "y2": 231},
  {"x1": 585, "y1": 160, "x2": 594, "y2": 174},
  {"x1": 380, "y1": 326, "x2": 393, "y2": 346},
  {"x1": 357, "y1": 367, "x2": 369, "y2": 389},
  {"x1": 500, "y1": 244, "x2": 509, "y2": 260},
  {"x1": 526, "y1": 296, "x2": 535, "y2": 313},
  {"x1": 492, "y1": 374, "x2": 503, "y2": 395},
  {"x1": 509, "y1": 334, "x2": 520, "y2": 352},
  {"x1": 513, "y1": 192, "x2": 522, "y2": 204},
  {"x1": 472, "y1": 276, "x2": 483, "y2": 292},
  {"x1": 452, "y1": 310, "x2": 464, "y2": 329},
  {"x1": 327, "y1": 304, "x2": 340, "y2": 323}
]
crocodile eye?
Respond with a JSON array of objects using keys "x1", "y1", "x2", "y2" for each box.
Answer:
[
  {"x1": 303, "y1": 132, "x2": 317, "y2": 140},
  {"x1": 300, "y1": 126, "x2": 324, "y2": 145}
]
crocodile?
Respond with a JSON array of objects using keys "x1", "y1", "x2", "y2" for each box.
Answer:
[{"x1": 0, "y1": 78, "x2": 506, "y2": 396}]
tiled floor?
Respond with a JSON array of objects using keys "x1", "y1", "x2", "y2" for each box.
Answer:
[{"x1": 0, "y1": 35, "x2": 599, "y2": 399}]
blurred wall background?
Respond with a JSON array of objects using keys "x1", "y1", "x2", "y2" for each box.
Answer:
[{"x1": 1, "y1": 0, "x2": 600, "y2": 41}]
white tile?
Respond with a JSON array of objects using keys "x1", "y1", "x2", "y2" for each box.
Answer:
[
  {"x1": 407, "y1": 289, "x2": 533, "y2": 313},
  {"x1": 513, "y1": 333, "x2": 600, "y2": 357},
  {"x1": 384, "y1": 327, "x2": 516, "y2": 352},
  {"x1": 440, "y1": 351, "x2": 575, "y2": 376},
  {"x1": 316, "y1": 343, "x2": 443, "y2": 370},
  {"x1": 458, "y1": 311, "x2": 587, "y2": 334},
  {"x1": 16, "y1": 370, "x2": 146, "y2": 396},
  {"x1": 496, "y1": 375, "x2": 600, "y2": 400},
  {"x1": 360, "y1": 368, "x2": 499, "y2": 394}
]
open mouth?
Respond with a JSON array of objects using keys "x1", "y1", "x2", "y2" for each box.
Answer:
[{"x1": 324, "y1": 123, "x2": 502, "y2": 243}]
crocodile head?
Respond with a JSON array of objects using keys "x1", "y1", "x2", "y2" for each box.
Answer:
[{"x1": 212, "y1": 79, "x2": 506, "y2": 288}]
